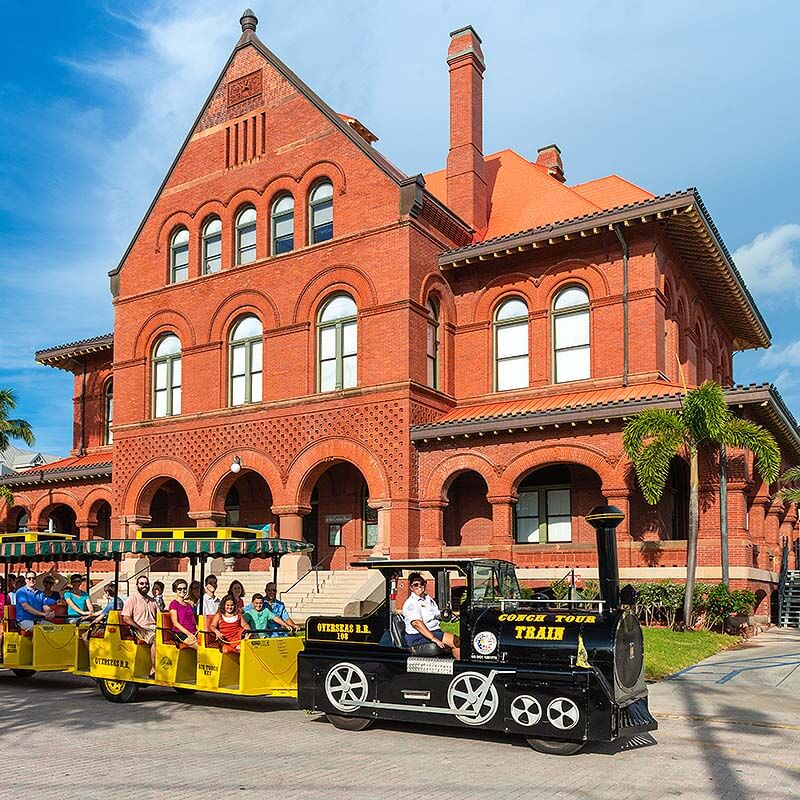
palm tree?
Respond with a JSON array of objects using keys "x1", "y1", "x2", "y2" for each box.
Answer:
[
  {"x1": 775, "y1": 467, "x2": 800, "y2": 505},
  {"x1": 0, "y1": 388, "x2": 35, "y2": 507},
  {"x1": 623, "y1": 381, "x2": 780, "y2": 628}
]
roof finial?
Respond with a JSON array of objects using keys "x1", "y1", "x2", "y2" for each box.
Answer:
[{"x1": 240, "y1": 8, "x2": 258, "y2": 33}]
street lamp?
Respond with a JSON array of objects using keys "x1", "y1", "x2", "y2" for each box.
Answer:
[{"x1": 230, "y1": 455, "x2": 242, "y2": 474}]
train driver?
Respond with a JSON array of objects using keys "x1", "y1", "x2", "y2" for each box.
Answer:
[{"x1": 402, "y1": 572, "x2": 460, "y2": 659}]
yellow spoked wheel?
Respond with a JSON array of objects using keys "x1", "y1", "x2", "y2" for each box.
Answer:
[{"x1": 99, "y1": 678, "x2": 139, "y2": 703}]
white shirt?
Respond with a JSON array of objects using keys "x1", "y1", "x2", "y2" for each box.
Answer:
[
  {"x1": 402, "y1": 592, "x2": 441, "y2": 635},
  {"x1": 203, "y1": 594, "x2": 220, "y2": 616}
]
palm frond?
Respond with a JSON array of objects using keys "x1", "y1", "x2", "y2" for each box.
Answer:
[
  {"x1": 622, "y1": 408, "x2": 685, "y2": 459},
  {"x1": 1, "y1": 418, "x2": 35, "y2": 447},
  {"x1": 776, "y1": 487, "x2": 800, "y2": 505},
  {"x1": 623, "y1": 410, "x2": 685, "y2": 505},
  {"x1": 778, "y1": 466, "x2": 800, "y2": 488},
  {"x1": 0, "y1": 389, "x2": 17, "y2": 411},
  {"x1": 681, "y1": 381, "x2": 732, "y2": 443},
  {"x1": 724, "y1": 418, "x2": 780, "y2": 484},
  {"x1": 0, "y1": 485, "x2": 13, "y2": 507}
]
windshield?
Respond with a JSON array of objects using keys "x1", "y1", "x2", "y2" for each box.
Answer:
[{"x1": 471, "y1": 562, "x2": 523, "y2": 602}]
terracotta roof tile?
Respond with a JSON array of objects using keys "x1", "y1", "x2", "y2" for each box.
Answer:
[
  {"x1": 569, "y1": 175, "x2": 654, "y2": 209},
  {"x1": 34, "y1": 452, "x2": 113, "y2": 474}
]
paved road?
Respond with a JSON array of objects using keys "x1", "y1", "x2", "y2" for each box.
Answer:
[{"x1": 1, "y1": 629, "x2": 798, "y2": 800}]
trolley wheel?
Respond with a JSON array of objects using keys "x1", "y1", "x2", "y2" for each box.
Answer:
[
  {"x1": 327, "y1": 714, "x2": 374, "y2": 731},
  {"x1": 525, "y1": 737, "x2": 584, "y2": 756},
  {"x1": 98, "y1": 678, "x2": 140, "y2": 703},
  {"x1": 173, "y1": 687, "x2": 197, "y2": 695},
  {"x1": 11, "y1": 669, "x2": 36, "y2": 679}
]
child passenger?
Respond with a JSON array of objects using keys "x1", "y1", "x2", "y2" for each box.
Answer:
[
  {"x1": 243, "y1": 593, "x2": 292, "y2": 638},
  {"x1": 210, "y1": 594, "x2": 251, "y2": 653},
  {"x1": 226, "y1": 580, "x2": 245, "y2": 611},
  {"x1": 152, "y1": 581, "x2": 166, "y2": 612},
  {"x1": 167, "y1": 579, "x2": 198, "y2": 649}
]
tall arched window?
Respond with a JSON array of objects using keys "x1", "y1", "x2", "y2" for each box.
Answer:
[
  {"x1": 170, "y1": 227, "x2": 189, "y2": 283},
  {"x1": 103, "y1": 379, "x2": 113, "y2": 445},
  {"x1": 236, "y1": 206, "x2": 257, "y2": 264},
  {"x1": 426, "y1": 297, "x2": 440, "y2": 389},
  {"x1": 494, "y1": 297, "x2": 529, "y2": 391},
  {"x1": 695, "y1": 324, "x2": 705, "y2": 383},
  {"x1": 552, "y1": 286, "x2": 590, "y2": 383},
  {"x1": 152, "y1": 334, "x2": 182, "y2": 418},
  {"x1": 229, "y1": 315, "x2": 263, "y2": 406},
  {"x1": 271, "y1": 194, "x2": 294, "y2": 255},
  {"x1": 309, "y1": 180, "x2": 334, "y2": 244},
  {"x1": 202, "y1": 217, "x2": 222, "y2": 274},
  {"x1": 318, "y1": 293, "x2": 357, "y2": 392}
]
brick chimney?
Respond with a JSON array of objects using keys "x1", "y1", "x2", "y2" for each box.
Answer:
[
  {"x1": 446, "y1": 26, "x2": 487, "y2": 234},
  {"x1": 536, "y1": 144, "x2": 565, "y2": 183}
]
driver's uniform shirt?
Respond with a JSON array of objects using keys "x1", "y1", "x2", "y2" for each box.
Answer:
[{"x1": 402, "y1": 592, "x2": 441, "y2": 635}]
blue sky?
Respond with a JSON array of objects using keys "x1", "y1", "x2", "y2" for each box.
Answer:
[{"x1": 1, "y1": 1, "x2": 799, "y2": 455}]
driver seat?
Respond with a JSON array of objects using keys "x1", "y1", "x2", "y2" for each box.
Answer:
[{"x1": 392, "y1": 613, "x2": 450, "y2": 658}]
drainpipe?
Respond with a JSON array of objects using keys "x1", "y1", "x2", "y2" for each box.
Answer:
[
  {"x1": 78, "y1": 361, "x2": 87, "y2": 456},
  {"x1": 613, "y1": 225, "x2": 629, "y2": 387}
]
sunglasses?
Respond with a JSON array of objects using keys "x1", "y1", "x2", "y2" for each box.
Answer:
[
  {"x1": 176, "y1": 587, "x2": 188, "y2": 593},
  {"x1": 410, "y1": 582, "x2": 425, "y2": 588},
  {"x1": 25, "y1": 576, "x2": 36, "y2": 581}
]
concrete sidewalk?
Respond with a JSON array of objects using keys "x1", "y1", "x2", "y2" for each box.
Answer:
[{"x1": 650, "y1": 627, "x2": 800, "y2": 729}]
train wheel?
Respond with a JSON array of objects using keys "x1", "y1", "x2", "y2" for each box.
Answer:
[
  {"x1": 525, "y1": 737, "x2": 584, "y2": 756},
  {"x1": 327, "y1": 714, "x2": 374, "y2": 731},
  {"x1": 99, "y1": 678, "x2": 139, "y2": 703},
  {"x1": 11, "y1": 669, "x2": 36, "y2": 679}
]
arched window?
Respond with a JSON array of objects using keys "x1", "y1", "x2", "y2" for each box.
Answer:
[
  {"x1": 318, "y1": 293, "x2": 357, "y2": 392},
  {"x1": 103, "y1": 379, "x2": 113, "y2": 445},
  {"x1": 202, "y1": 217, "x2": 222, "y2": 274},
  {"x1": 309, "y1": 180, "x2": 334, "y2": 244},
  {"x1": 170, "y1": 227, "x2": 189, "y2": 283},
  {"x1": 552, "y1": 286, "x2": 590, "y2": 383},
  {"x1": 494, "y1": 297, "x2": 529, "y2": 391},
  {"x1": 695, "y1": 324, "x2": 705, "y2": 383},
  {"x1": 236, "y1": 206, "x2": 257, "y2": 265},
  {"x1": 229, "y1": 315, "x2": 263, "y2": 406},
  {"x1": 152, "y1": 334, "x2": 181, "y2": 418},
  {"x1": 270, "y1": 194, "x2": 294, "y2": 255},
  {"x1": 426, "y1": 297, "x2": 440, "y2": 389}
]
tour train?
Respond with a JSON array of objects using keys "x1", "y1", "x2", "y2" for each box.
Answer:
[{"x1": 0, "y1": 506, "x2": 656, "y2": 756}]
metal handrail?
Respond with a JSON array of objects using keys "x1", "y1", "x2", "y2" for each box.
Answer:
[
  {"x1": 794, "y1": 538, "x2": 800, "y2": 571},
  {"x1": 778, "y1": 536, "x2": 789, "y2": 625},
  {"x1": 281, "y1": 545, "x2": 347, "y2": 598}
]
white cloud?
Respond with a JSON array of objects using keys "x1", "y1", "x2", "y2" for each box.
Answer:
[
  {"x1": 733, "y1": 223, "x2": 800, "y2": 300},
  {"x1": 761, "y1": 341, "x2": 800, "y2": 369}
]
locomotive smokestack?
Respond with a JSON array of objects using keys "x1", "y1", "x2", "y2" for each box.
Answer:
[{"x1": 585, "y1": 505, "x2": 624, "y2": 611}]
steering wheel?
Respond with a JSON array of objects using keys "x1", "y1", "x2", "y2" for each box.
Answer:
[{"x1": 439, "y1": 606, "x2": 455, "y2": 622}]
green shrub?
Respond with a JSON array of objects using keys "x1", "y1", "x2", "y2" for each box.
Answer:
[{"x1": 730, "y1": 588, "x2": 756, "y2": 617}]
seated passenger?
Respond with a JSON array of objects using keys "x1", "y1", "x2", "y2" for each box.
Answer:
[
  {"x1": 402, "y1": 572, "x2": 460, "y2": 658},
  {"x1": 244, "y1": 593, "x2": 292, "y2": 638},
  {"x1": 210, "y1": 594, "x2": 251, "y2": 653},
  {"x1": 81, "y1": 584, "x2": 124, "y2": 644},
  {"x1": 167, "y1": 579, "x2": 198, "y2": 649},
  {"x1": 15, "y1": 571, "x2": 56, "y2": 630},
  {"x1": 121, "y1": 577, "x2": 159, "y2": 678},
  {"x1": 64, "y1": 574, "x2": 94, "y2": 623},
  {"x1": 203, "y1": 575, "x2": 220, "y2": 616},
  {"x1": 226, "y1": 580, "x2": 246, "y2": 611},
  {"x1": 152, "y1": 581, "x2": 166, "y2": 612},
  {"x1": 188, "y1": 580, "x2": 202, "y2": 609},
  {"x1": 262, "y1": 582, "x2": 298, "y2": 636}
]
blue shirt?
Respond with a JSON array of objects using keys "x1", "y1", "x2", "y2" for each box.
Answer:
[
  {"x1": 64, "y1": 589, "x2": 91, "y2": 618},
  {"x1": 15, "y1": 586, "x2": 48, "y2": 623},
  {"x1": 264, "y1": 599, "x2": 290, "y2": 635},
  {"x1": 101, "y1": 597, "x2": 125, "y2": 615}
]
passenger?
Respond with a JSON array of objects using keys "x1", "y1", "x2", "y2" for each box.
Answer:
[
  {"x1": 402, "y1": 572, "x2": 460, "y2": 659},
  {"x1": 152, "y1": 581, "x2": 166, "y2": 612},
  {"x1": 7, "y1": 574, "x2": 17, "y2": 605},
  {"x1": 203, "y1": 575, "x2": 220, "y2": 615},
  {"x1": 188, "y1": 580, "x2": 202, "y2": 608},
  {"x1": 167, "y1": 579, "x2": 198, "y2": 649},
  {"x1": 41, "y1": 576, "x2": 62, "y2": 620},
  {"x1": 64, "y1": 574, "x2": 94, "y2": 623},
  {"x1": 244, "y1": 593, "x2": 292, "y2": 638},
  {"x1": 81, "y1": 583, "x2": 124, "y2": 644},
  {"x1": 226, "y1": 580, "x2": 245, "y2": 611},
  {"x1": 210, "y1": 594, "x2": 251, "y2": 653},
  {"x1": 15, "y1": 571, "x2": 55, "y2": 630},
  {"x1": 263, "y1": 582, "x2": 298, "y2": 636},
  {"x1": 0, "y1": 578, "x2": 7, "y2": 652},
  {"x1": 121, "y1": 576, "x2": 159, "y2": 678}
]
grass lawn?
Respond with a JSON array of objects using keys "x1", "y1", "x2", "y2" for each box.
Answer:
[
  {"x1": 643, "y1": 627, "x2": 739, "y2": 680},
  {"x1": 441, "y1": 622, "x2": 739, "y2": 681}
]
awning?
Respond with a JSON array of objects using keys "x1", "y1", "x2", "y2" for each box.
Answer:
[{"x1": 0, "y1": 538, "x2": 313, "y2": 563}]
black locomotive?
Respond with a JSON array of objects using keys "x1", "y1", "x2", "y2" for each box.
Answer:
[{"x1": 298, "y1": 506, "x2": 657, "y2": 754}]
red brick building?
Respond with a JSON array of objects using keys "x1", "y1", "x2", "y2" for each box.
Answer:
[{"x1": 3, "y1": 12, "x2": 799, "y2": 611}]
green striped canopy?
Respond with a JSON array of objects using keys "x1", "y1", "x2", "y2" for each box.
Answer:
[{"x1": 0, "y1": 537, "x2": 313, "y2": 563}]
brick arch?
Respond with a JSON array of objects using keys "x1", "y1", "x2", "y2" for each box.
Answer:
[
  {"x1": 298, "y1": 160, "x2": 347, "y2": 195},
  {"x1": 155, "y1": 211, "x2": 195, "y2": 254},
  {"x1": 80, "y1": 487, "x2": 114, "y2": 519},
  {"x1": 2, "y1": 503, "x2": 32, "y2": 532},
  {"x1": 132, "y1": 309, "x2": 197, "y2": 359},
  {"x1": 419, "y1": 272, "x2": 457, "y2": 326},
  {"x1": 544, "y1": 276, "x2": 595, "y2": 309},
  {"x1": 31, "y1": 492, "x2": 82, "y2": 530},
  {"x1": 538, "y1": 259, "x2": 610, "y2": 302},
  {"x1": 421, "y1": 452, "x2": 502, "y2": 503},
  {"x1": 472, "y1": 273, "x2": 536, "y2": 324},
  {"x1": 206, "y1": 289, "x2": 280, "y2": 341},
  {"x1": 292, "y1": 265, "x2": 379, "y2": 325},
  {"x1": 201, "y1": 448, "x2": 285, "y2": 514},
  {"x1": 194, "y1": 200, "x2": 226, "y2": 228},
  {"x1": 499, "y1": 443, "x2": 616, "y2": 495},
  {"x1": 122, "y1": 457, "x2": 201, "y2": 518},
  {"x1": 285, "y1": 437, "x2": 391, "y2": 508}
]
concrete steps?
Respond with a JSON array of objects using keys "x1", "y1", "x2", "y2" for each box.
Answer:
[{"x1": 779, "y1": 571, "x2": 800, "y2": 628}]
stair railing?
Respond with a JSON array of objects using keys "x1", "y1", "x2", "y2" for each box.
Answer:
[
  {"x1": 281, "y1": 545, "x2": 347, "y2": 599},
  {"x1": 778, "y1": 536, "x2": 789, "y2": 626},
  {"x1": 794, "y1": 538, "x2": 800, "y2": 571}
]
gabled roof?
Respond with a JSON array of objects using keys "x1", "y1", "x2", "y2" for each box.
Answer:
[
  {"x1": 108, "y1": 18, "x2": 407, "y2": 294},
  {"x1": 35, "y1": 333, "x2": 113, "y2": 371},
  {"x1": 0, "y1": 452, "x2": 112, "y2": 487},
  {"x1": 0, "y1": 446, "x2": 60, "y2": 473}
]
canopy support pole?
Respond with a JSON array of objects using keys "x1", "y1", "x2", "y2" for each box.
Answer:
[
  {"x1": 198, "y1": 556, "x2": 206, "y2": 618},
  {"x1": 272, "y1": 555, "x2": 279, "y2": 588},
  {"x1": 113, "y1": 554, "x2": 121, "y2": 602},
  {"x1": 190, "y1": 555, "x2": 196, "y2": 587}
]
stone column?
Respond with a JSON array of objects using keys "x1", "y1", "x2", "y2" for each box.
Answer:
[
  {"x1": 187, "y1": 511, "x2": 227, "y2": 529},
  {"x1": 603, "y1": 488, "x2": 631, "y2": 568},
  {"x1": 487, "y1": 495, "x2": 515, "y2": 561},
  {"x1": 270, "y1": 505, "x2": 312, "y2": 582},
  {"x1": 120, "y1": 514, "x2": 151, "y2": 539},
  {"x1": 76, "y1": 520, "x2": 95, "y2": 541},
  {"x1": 418, "y1": 500, "x2": 446, "y2": 558},
  {"x1": 367, "y1": 499, "x2": 391, "y2": 559}
]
